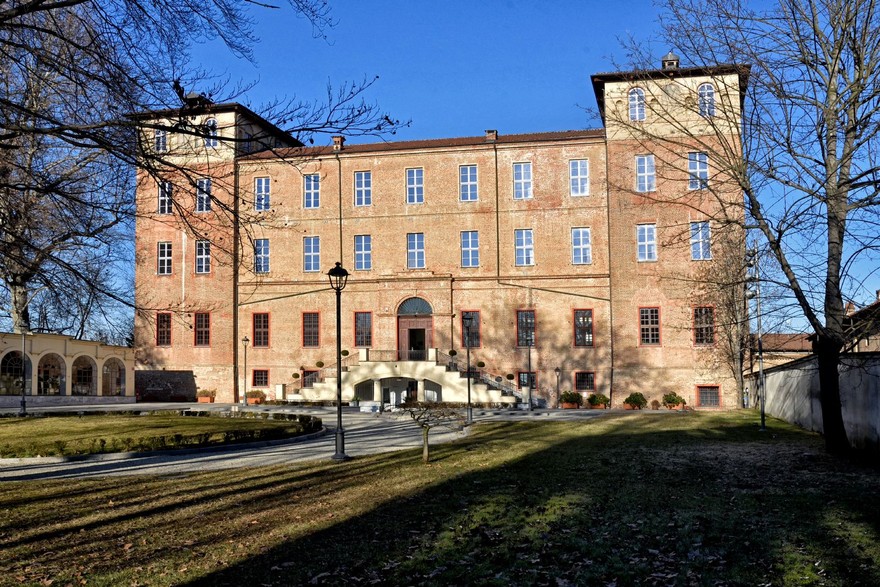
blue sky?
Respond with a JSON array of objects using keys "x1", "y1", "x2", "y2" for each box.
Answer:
[{"x1": 189, "y1": 0, "x2": 664, "y2": 143}]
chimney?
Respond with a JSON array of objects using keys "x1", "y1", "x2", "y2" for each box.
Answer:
[
  {"x1": 332, "y1": 135, "x2": 345, "y2": 151},
  {"x1": 662, "y1": 51, "x2": 680, "y2": 70},
  {"x1": 485, "y1": 129, "x2": 498, "y2": 143}
]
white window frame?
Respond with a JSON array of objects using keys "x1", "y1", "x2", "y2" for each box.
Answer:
[
  {"x1": 461, "y1": 231, "x2": 479, "y2": 268},
  {"x1": 629, "y1": 88, "x2": 646, "y2": 121},
  {"x1": 571, "y1": 227, "x2": 592, "y2": 265},
  {"x1": 407, "y1": 232, "x2": 425, "y2": 269},
  {"x1": 195, "y1": 240, "x2": 211, "y2": 274},
  {"x1": 204, "y1": 118, "x2": 218, "y2": 148},
  {"x1": 688, "y1": 152, "x2": 709, "y2": 190},
  {"x1": 514, "y1": 228, "x2": 534, "y2": 267},
  {"x1": 698, "y1": 83, "x2": 716, "y2": 117},
  {"x1": 157, "y1": 242, "x2": 172, "y2": 275},
  {"x1": 155, "y1": 129, "x2": 167, "y2": 152},
  {"x1": 254, "y1": 177, "x2": 270, "y2": 211},
  {"x1": 460, "y1": 165, "x2": 478, "y2": 202},
  {"x1": 254, "y1": 239, "x2": 270, "y2": 274},
  {"x1": 158, "y1": 181, "x2": 172, "y2": 214},
  {"x1": 513, "y1": 162, "x2": 533, "y2": 200},
  {"x1": 406, "y1": 168, "x2": 424, "y2": 204},
  {"x1": 636, "y1": 155, "x2": 656, "y2": 193},
  {"x1": 196, "y1": 178, "x2": 211, "y2": 212},
  {"x1": 304, "y1": 174, "x2": 320, "y2": 209},
  {"x1": 355, "y1": 171, "x2": 372, "y2": 207},
  {"x1": 690, "y1": 221, "x2": 712, "y2": 260},
  {"x1": 303, "y1": 236, "x2": 320, "y2": 272},
  {"x1": 637, "y1": 224, "x2": 657, "y2": 262},
  {"x1": 354, "y1": 235, "x2": 372, "y2": 271},
  {"x1": 569, "y1": 159, "x2": 590, "y2": 196}
]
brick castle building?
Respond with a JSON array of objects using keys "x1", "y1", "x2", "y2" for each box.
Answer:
[{"x1": 134, "y1": 54, "x2": 748, "y2": 408}]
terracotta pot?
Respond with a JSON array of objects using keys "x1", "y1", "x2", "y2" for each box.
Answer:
[
  {"x1": 589, "y1": 403, "x2": 607, "y2": 409},
  {"x1": 561, "y1": 402, "x2": 580, "y2": 409},
  {"x1": 197, "y1": 396, "x2": 214, "y2": 403},
  {"x1": 624, "y1": 403, "x2": 639, "y2": 410},
  {"x1": 665, "y1": 404, "x2": 681, "y2": 410}
]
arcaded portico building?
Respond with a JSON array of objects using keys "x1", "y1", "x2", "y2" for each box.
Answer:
[{"x1": 134, "y1": 55, "x2": 747, "y2": 408}]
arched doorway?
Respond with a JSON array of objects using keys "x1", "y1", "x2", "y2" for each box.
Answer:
[
  {"x1": 0, "y1": 351, "x2": 31, "y2": 395},
  {"x1": 102, "y1": 358, "x2": 126, "y2": 396},
  {"x1": 397, "y1": 297, "x2": 433, "y2": 360},
  {"x1": 38, "y1": 353, "x2": 65, "y2": 395},
  {"x1": 72, "y1": 356, "x2": 97, "y2": 396}
]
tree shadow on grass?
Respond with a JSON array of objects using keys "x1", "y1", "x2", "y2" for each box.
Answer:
[{"x1": 176, "y1": 413, "x2": 880, "y2": 586}]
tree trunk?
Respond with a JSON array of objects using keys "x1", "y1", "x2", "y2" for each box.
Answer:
[
  {"x1": 422, "y1": 427, "x2": 430, "y2": 463},
  {"x1": 11, "y1": 282, "x2": 30, "y2": 333},
  {"x1": 814, "y1": 335, "x2": 849, "y2": 454}
]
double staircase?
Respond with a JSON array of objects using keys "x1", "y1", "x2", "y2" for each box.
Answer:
[{"x1": 290, "y1": 349, "x2": 520, "y2": 405}]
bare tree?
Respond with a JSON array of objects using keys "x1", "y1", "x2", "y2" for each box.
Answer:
[
  {"x1": 397, "y1": 402, "x2": 466, "y2": 464},
  {"x1": 0, "y1": 1, "x2": 403, "y2": 337},
  {"x1": 616, "y1": 0, "x2": 880, "y2": 452}
]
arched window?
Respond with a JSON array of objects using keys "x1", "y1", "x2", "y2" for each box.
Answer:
[
  {"x1": 698, "y1": 83, "x2": 716, "y2": 117},
  {"x1": 397, "y1": 297, "x2": 433, "y2": 316},
  {"x1": 204, "y1": 118, "x2": 218, "y2": 147},
  {"x1": 629, "y1": 88, "x2": 646, "y2": 121}
]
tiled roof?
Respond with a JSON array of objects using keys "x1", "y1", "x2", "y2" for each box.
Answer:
[
  {"x1": 760, "y1": 333, "x2": 813, "y2": 352},
  {"x1": 244, "y1": 129, "x2": 605, "y2": 160}
]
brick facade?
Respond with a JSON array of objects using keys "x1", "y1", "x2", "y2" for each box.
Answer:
[{"x1": 134, "y1": 59, "x2": 747, "y2": 408}]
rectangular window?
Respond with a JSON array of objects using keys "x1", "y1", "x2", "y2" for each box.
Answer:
[
  {"x1": 575, "y1": 372, "x2": 596, "y2": 392},
  {"x1": 460, "y1": 165, "x2": 478, "y2": 201},
  {"x1": 354, "y1": 235, "x2": 372, "y2": 270},
  {"x1": 515, "y1": 229, "x2": 534, "y2": 266},
  {"x1": 355, "y1": 171, "x2": 372, "y2": 206},
  {"x1": 571, "y1": 227, "x2": 592, "y2": 265},
  {"x1": 688, "y1": 152, "x2": 709, "y2": 190},
  {"x1": 513, "y1": 162, "x2": 533, "y2": 200},
  {"x1": 461, "y1": 231, "x2": 479, "y2": 268},
  {"x1": 407, "y1": 232, "x2": 425, "y2": 269},
  {"x1": 304, "y1": 174, "x2": 320, "y2": 209},
  {"x1": 574, "y1": 309, "x2": 594, "y2": 347},
  {"x1": 252, "y1": 369, "x2": 269, "y2": 387},
  {"x1": 194, "y1": 313, "x2": 210, "y2": 346},
  {"x1": 302, "y1": 370, "x2": 319, "y2": 388},
  {"x1": 518, "y1": 371, "x2": 537, "y2": 390},
  {"x1": 637, "y1": 224, "x2": 657, "y2": 262},
  {"x1": 156, "y1": 313, "x2": 171, "y2": 346},
  {"x1": 517, "y1": 310, "x2": 536, "y2": 347},
  {"x1": 303, "y1": 312, "x2": 320, "y2": 347},
  {"x1": 694, "y1": 307, "x2": 715, "y2": 345},
  {"x1": 154, "y1": 129, "x2": 167, "y2": 152},
  {"x1": 253, "y1": 313, "x2": 269, "y2": 347},
  {"x1": 255, "y1": 177, "x2": 270, "y2": 211},
  {"x1": 158, "y1": 181, "x2": 172, "y2": 214},
  {"x1": 355, "y1": 311, "x2": 372, "y2": 347},
  {"x1": 698, "y1": 385, "x2": 720, "y2": 407},
  {"x1": 570, "y1": 159, "x2": 590, "y2": 196},
  {"x1": 636, "y1": 155, "x2": 656, "y2": 192},
  {"x1": 195, "y1": 240, "x2": 211, "y2": 274},
  {"x1": 462, "y1": 310, "x2": 481, "y2": 348},
  {"x1": 196, "y1": 178, "x2": 211, "y2": 212},
  {"x1": 254, "y1": 239, "x2": 270, "y2": 273},
  {"x1": 640, "y1": 307, "x2": 661, "y2": 345},
  {"x1": 690, "y1": 221, "x2": 711, "y2": 260},
  {"x1": 157, "y1": 241, "x2": 172, "y2": 275},
  {"x1": 303, "y1": 236, "x2": 320, "y2": 272},
  {"x1": 406, "y1": 168, "x2": 424, "y2": 204}
]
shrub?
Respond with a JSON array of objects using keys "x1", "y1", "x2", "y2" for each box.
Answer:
[
  {"x1": 560, "y1": 390, "x2": 583, "y2": 405},
  {"x1": 587, "y1": 393, "x2": 610, "y2": 406},
  {"x1": 246, "y1": 389, "x2": 266, "y2": 401},
  {"x1": 196, "y1": 389, "x2": 216, "y2": 398},
  {"x1": 623, "y1": 392, "x2": 648, "y2": 409},
  {"x1": 650, "y1": 399, "x2": 661, "y2": 410},
  {"x1": 476, "y1": 361, "x2": 486, "y2": 368},
  {"x1": 662, "y1": 392, "x2": 686, "y2": 407},
  {"x1": 315, "y1": 361, "x2": 325, "y2": 368}
]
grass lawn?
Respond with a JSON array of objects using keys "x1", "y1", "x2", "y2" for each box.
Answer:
[
  {"x1": 1, "y1": 411, "x2": 878, "y2": 586},
  {"x1": 0, "y1": 412, "x2": 320, "y2": 457}
]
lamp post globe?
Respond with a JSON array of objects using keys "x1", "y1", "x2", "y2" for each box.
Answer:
[{"x1": 328, "y1": 262, "x2": 350, "y2": 461}]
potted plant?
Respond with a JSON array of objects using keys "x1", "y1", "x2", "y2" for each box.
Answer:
[
  {"x1": 246, "y1": 389, "x2": 266, "y2": 404},
  {"x1": 315, "y1": 361, "x2": 325, "y2": 368},
  {"x1": 341, "y1": 350, "x2": 349, "y2": 357},
  {"x1": 196, "y1": 389, "x2": 216, "y2": 403},
  {"x1": 650, "y1": 399, "x2": 661, "y2": 410},
  {"x1": 623, "y1": 392, "x2": 647, "y2": 410},
  {"x1": 587, "y1": 393, "x2": 610, "y2": 409},
  {"x1": 559, "y1": 390, "x2": 582, "y2": 409},
  {"x1": 662, "y1": 392, "x2": 686, "y2": 410}
]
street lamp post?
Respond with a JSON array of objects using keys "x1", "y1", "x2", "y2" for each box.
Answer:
[
  {"x1": 18, "y1": 330, "x2": 28, "y2": 417},
  {"x1": 526, "y1": 338, "x2": 533, "y2": 411},
  {"x1": 746, "y1": 247, "x2": 766, "y2": 431},
  {"x1": 463, "y1": 312, "x2": 474, "y2": 425},
  {"x1": 241, "y1": 336, "x2": 249, "y2": 406},
  {"x1": 554, "y1": 366, "x2": 561, "y2": 409},
  {"x1": 328, "y1": 262, "x2": 350, "y2": 461}
]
